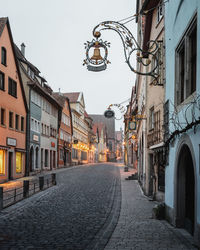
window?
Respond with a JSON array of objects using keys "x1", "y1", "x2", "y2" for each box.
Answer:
[
  {"x1": 1, "y1": 47, "x2": 7, "y2": 66},
  {"x1": 149, "y1": 107, "x2": 154, "y2": 130},
  {"x1": 60, "y1": 149, "x2": 64, "y2": 160},
  {"x1": 0, "y1": 150, "x2": 5, "y2": 174},
  {"x1": 21, "y1": 117, "x2": 24, "y2": 131},
  {"x1": 1, "y1": 108, "x2": 5, "y2": 126},
  {"x1": 16, "y1": 152, "x2": 22, "y2": 173},
  {"x1": 9, "y1": 111, "x2": 13, "y2": 128},
  {"x1": 175, "y1": 16, "x2": 197, "y2": 105},
  {"x1": 0, "y1": 71, "x2": 5, "y2": 90},
  {"x1": 157, "y1": 1, "x2": 163, "y2": 23},
  {"x1": 8, "y1": 78, "x2": 17, "y2": 98},
  {"x1": 15, "y1": 114, "x2": 19, "y2": 130}
]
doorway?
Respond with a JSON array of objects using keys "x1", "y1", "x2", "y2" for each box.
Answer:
[
  {"x1": 176, "y1": 144, "x2": 195, "y2": 235},
  {"x1": 8, "y1": 152, "x2": 13, "y2": 180},
  {"x1": 29, "y1": 146, "x2": 34, "y2": 172}
]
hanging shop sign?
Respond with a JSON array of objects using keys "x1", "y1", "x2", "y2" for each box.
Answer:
[
  {"x1": 7, "y1": 137, "x2": 17, "y2": 147},
  {"x1": 128, "y1": 121, "x2": 136, "y2": 130},
  {"x1": 104, "y1": 109, "x2": 115, "y2": 119},
  {"x1": 33, "y1": 134, "x2": 39, "y2": 142}
]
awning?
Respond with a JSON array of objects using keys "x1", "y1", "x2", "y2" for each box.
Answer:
[
  {"x1": 0, "y1": 145, "x2": 10, "y2": 150},
  {"x1": 149, "y1": 142, "x2": 164, "y2": 150},
  {"x1": 15, "y1": 148, "x2": 26, "y2": 153}
]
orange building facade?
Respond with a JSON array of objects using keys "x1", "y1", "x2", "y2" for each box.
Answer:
[
  {"x1": 53, "y1": 93, "x2": 73, "y2": 167},
  {"x1": 0, "y1": 18, "x2": 27, "y2": 183}
]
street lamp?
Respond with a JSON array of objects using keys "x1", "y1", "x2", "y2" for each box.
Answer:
[{"x1": 83, "y1": 20, "x2": 160, "y2": 84}]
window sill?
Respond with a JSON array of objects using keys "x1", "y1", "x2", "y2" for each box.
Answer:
[
  {"x1": 156, "y1": 16, "x2": 164, "y2": 29},
  {"x1": 0, "y1": 124, "x2": 6, "y2": 128},
  {"x1": 8, "y1": 94, "x2": 17, "y2": 99},
  {"x1": 1, "y1": 63, "x2": 7, "y2": 67},
  {"x1": 176, "y1": 92, "x2": 196, "y2": 111},
  {"x1": 0, "y1": 88, "x2": 5, "y2": 92}
]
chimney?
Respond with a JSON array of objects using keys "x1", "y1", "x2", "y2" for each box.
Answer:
[{"x1": 21, "y1": 43, "x2": 26, "y2": 57}]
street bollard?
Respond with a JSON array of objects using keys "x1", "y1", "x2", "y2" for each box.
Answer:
[
  {"x1": 39, "y1": 176, "x2": 44, "y2": 190},
  {"x1": 0, "y1": 187, "x2": 3, "y2": 210},
  {"x1": 51, "y1": 173, "x2": 56, "y2": 185},
  {"x1": 23, "y1": 180, "x2": 29, "y2": 198}
]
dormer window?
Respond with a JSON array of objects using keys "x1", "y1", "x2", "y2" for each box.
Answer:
[
  {"x1": 27, "y1": 67, "x2": 35, "y2": 79},
  {"x1": 1, "y1": 47, "x2": 7, "y2": 66}
]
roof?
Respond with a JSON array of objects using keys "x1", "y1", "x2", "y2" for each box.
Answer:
[
  {"x1": 52, "y1": 92, "x2": 69, "y2": 107},
  {"x1": 28, "y1": 81, "x2": 62, "y2": 109},
  {"x1": 0, "y1": 17, "x2": 7, "y2": 37},
  {"x1": 14, "y1": 43, "x2": 41, "y2": 75},
  {"x1": 63, "y1": 92, "x2": 80, "y2": 103}
]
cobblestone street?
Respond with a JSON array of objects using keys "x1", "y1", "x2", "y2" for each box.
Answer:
[
  {"x1": 0, "y1": 164, "x2": 198, "y2": 250},
  {"x1": 0, "y1": 163, "x2": 121, "y2": 249}
]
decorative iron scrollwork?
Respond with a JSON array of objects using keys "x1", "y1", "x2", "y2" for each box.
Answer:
[{"x1": 83, "y1": 20, "x2": 161, "y2": 85}]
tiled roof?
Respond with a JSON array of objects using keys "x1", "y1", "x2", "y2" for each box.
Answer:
[
  {"x1": 53, "y1": 92, "x2": 68, "y2": 107},
  {"x1": 0, "y1": 17, "x2": 7, "y2": 37},
  {"x1": 63, "y1": 92, "x2": 80, "y2": 103}
]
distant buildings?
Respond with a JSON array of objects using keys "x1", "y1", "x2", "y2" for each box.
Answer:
[{"x1": 90, "y1": 114, "x2": 116, "y2": 162}]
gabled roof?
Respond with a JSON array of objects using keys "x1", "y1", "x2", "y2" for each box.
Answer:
[
  {"x1": 63, "y1": 92, "x2": 80, "y2": 103},
  {"x1": 0, "y1": 17, "x2": 28, "y2": 112},
  {"x1": 14, "y1": 43, "x2": 41, "y2": 75}
]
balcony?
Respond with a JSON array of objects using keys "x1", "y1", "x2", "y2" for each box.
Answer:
[{"x1": 147, "y1": 129, "x2": 162, "y2": 148}]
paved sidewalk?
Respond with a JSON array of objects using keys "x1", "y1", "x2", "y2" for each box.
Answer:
[
  {"x1": 105, "y1": 166, "x2": 197, "y2": 250},
  {"x1": 0, "y1": 164, "x2": 85, "y2": 190}
]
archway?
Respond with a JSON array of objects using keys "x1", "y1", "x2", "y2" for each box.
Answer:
[
  {"x1": 29, "y1": 146, "x2": 34, "y2": 172},
  {"x1": 35, "y1": 147, "x2": 39, "y2": 169},
  {"x1": 176, "y1": 144, "x2": 195, "y2": 235}
]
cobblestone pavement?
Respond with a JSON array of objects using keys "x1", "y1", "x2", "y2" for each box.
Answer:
[
  {"x1": 0, "y1": 163, "x2": 121, "y2": 250},
  {"x1": 105, "y1": 167, "x2": 198, "y2": 250}
]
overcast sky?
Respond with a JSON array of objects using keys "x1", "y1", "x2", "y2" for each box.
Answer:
[{"x1": 0, "y1": 0, "x2": 136, "y2": 131}]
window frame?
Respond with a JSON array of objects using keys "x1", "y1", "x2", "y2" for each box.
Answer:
[
  {"x1": 1, "y1": 47, "x2": 7, "y2": 66},
  {"x1": 175, "y1": 14, "x2": 197, "y2": 106},
  {"x1": 8, "y1": 77, "x2": 17, "y2": 98},
  {"x1": 9, "y1": 111, "x2": 13, "y2": 128},
  {"x1": 0, "y1": 71, "x2": 5, "y2": 91}
]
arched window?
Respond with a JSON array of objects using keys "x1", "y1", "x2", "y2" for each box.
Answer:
[{"x1": 1, "y1": 47, "x2": 7, "y2": 66}]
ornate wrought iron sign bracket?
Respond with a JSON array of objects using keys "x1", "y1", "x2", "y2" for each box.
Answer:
[{"x1": 83, "y1": 20, "x2": 161, "y2": 85}]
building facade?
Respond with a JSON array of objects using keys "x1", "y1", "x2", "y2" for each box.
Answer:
[
  {"x1": 0, "y1": 18, "x2": 27, "y2": 183},
  {"x1": 90, "y1": 114, "x2": 116, "y2": 162},
  {"x1": 164, "y1": 0, "x2": 200, "y2": 245},
  {"x1": 15, "y1": 44, "x2": 61, "y2": 173},
  {"x1": 53, "y1": 93, "x2": 73, "y2": 167},
  {"x1": 64, "y1": 92, "x2": 89, "y2": 164}
]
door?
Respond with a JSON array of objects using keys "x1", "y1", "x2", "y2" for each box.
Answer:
[{"x1": 8, "y1": 152, "x2": 13, "y2": 180}]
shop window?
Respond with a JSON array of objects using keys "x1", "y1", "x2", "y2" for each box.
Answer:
[
  {"x1": 1, "y1": 47, "x2": 7, "y2": 66},
  {"x1": 0, "y1": 71, "x2": 5, "y2": 90},
  {"x1": 9, "y1": 111, "x2": 13, "y2": 128},
  {"x1": 21, "y1": 117, "x2": 24, "y2": 131},
  {"x1": 16, "y1": 152, "x2": 22, "y2": 173},
  {"x1": 0, "y1": 150, "x2": 5, "y2": 174},
  {"x1": 15, "y1": 114, "x2": 19, "y2": 130},
  {"x1": 8, "y1": 78, "x2": 17, "y2": 98},
  {"x1": 175, "y1": 15, "x2": 197, "y2": 105},
  {"x1": 0, "y1": 108, "x2": 5, "y2": 126}
]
